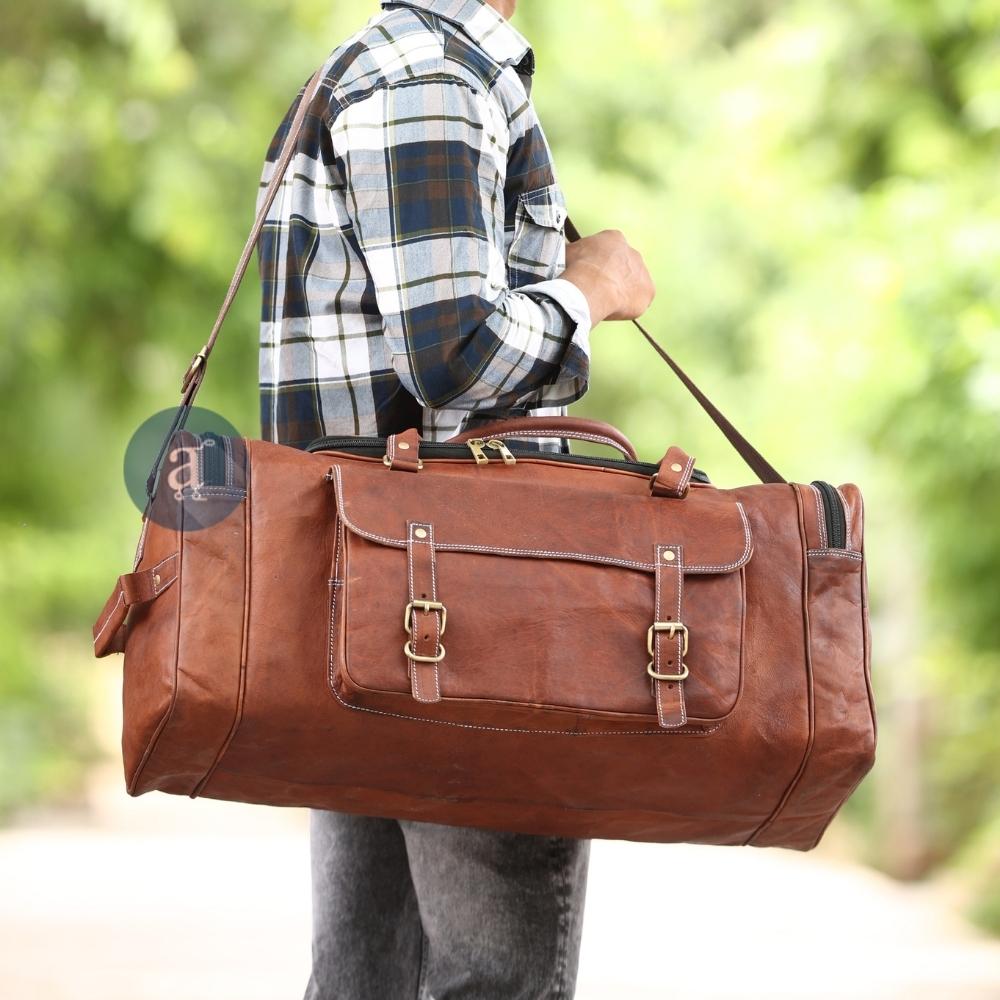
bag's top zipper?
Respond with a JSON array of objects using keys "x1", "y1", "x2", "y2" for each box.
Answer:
[
  {"x1": 466, "y1": 438, "x2": 490, "y2": 465},
  {"x1": 483, "y1": 438, "x2": 517, "y2": 465},
  {"x1": 308, "y1": 437, "x2": 850, "y2": 550},
  {"x1": 306, "y1": 434, "x2": 712, "y2": 484}
]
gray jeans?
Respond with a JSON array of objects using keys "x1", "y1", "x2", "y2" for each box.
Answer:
[{"x1": 303, "y1": 810, "x2": 591, "y2": 1000}]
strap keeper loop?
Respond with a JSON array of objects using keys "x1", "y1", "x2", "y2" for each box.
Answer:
[{"x1": 181, "y1": 350, "x2": 208, "y2": 392}]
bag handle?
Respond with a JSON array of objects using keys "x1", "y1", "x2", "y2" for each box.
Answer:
[
  {"x1": 448, "y1": 415, "x2": 637, "y2": 461},
  {"x1": 147, "y1": 65, "x2": 786, "y2": 496}
]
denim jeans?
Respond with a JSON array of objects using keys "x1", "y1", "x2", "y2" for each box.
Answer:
[{"x1": 303, "y1": 810, "x2": 591, "y2": 1000}]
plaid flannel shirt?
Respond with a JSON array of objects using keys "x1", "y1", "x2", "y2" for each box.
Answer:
[{"x1": 257, "y1": 0, "x2": 592, "y2": 449}]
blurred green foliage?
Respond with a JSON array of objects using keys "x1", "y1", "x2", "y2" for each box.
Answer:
[{"x1": 1, "y1": 0, "x2": 998, "y2": 927}]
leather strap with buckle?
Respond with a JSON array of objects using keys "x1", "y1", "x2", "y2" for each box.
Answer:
[
  {"x1": 405, "y1": 521, "x2": 445, "y2": 702},
  {"x1": 650, "y1": 543, "x2": 688, "y2": 728},
  {"x1": 647, "y1": 622, "x2": 689, "y2": 679}
]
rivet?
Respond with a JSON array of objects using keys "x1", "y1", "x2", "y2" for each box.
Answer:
[
  {"x1": 662, "y1": 551, "x2": 676, "y2": 562},
  {"x1": 414, "y1": 527, "x2": 428, "y2": 539},
  {"x1": 670, "y1": 462, "x2": 683, "y2": 473},
  {"x1": 153, "y1": 573, "x2": 161, "y2": 588},
  {"x1": 398, "y1": 441, "x2": 410, "y2": 450}
]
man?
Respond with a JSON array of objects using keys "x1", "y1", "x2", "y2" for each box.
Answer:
[{"x1": 257, "y1": 1, "x2": 654, "y2": 996}]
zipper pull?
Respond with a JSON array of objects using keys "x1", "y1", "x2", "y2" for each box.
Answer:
[
  {"x1": 466, "y1": 438, "x2": 490, "y2": 465},
  {"x1": 486, "y1": 439, "x2": 517, "y2": 465}
]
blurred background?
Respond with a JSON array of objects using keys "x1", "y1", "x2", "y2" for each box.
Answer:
[{"x1": 2, "y1": 0, "x2": 999, "y2": 996}]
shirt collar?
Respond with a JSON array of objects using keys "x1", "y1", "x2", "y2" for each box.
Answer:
[{"x1": 382, "y1": 0, "x2": 535, "y2": 75}]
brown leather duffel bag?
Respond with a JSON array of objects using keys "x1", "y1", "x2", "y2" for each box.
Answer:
[{"x1": 92, "y1": 68, "x2": 876, "y2": 850}]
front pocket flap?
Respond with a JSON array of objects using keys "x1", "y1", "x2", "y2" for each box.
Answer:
[
  {"x1": 329, "y1": 461, "x2": 752, "y2": 574},
  {"x1": 519, "y1": 185, "x2": 567, "y2": 230}
]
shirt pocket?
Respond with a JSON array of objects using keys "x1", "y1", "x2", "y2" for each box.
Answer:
[{"x1": 506, "y1": 182, "x2": 568, "y2": 289}]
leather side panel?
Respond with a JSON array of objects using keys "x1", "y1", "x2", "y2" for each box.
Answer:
[
  {"x1": 127, "y1": 490, "x2": 250, "y2": 796},
  {"x1": 749, "y1": 485, "x2": 876, "y2": 848},
  {"x1": 121, "y1": 520, "x2": 181, "y2": 789}
]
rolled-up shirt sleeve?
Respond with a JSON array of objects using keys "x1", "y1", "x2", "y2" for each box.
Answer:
[{"x1": 329, "y1": 74, "x2": 591, "y2": 412}]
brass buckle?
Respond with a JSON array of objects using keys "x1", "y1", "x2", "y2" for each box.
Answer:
[
  {"x1": 181, "y1": 350, "x2": 207, "y2": 391},
  {"x1": 646, "y1": 621, "x2": 690, "y2": 681},
  {"x1": 403, "y1": 601, "x2": 447, "y2": 662},
  {"x1": 403, "y1": 639, "x2": 446, "y2": 663},
  {"x1": 404, "y1": 600, "x2": 447, "y2": 636}
]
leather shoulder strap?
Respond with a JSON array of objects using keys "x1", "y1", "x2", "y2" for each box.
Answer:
[
  {"x1": 181, "y1": 64, "x2": 328, "y2": 398},
  {"x1": 144, "y1": 65, "x2": 327, "y2": 497},
  {"x1": 148, "y1": 63, "x2": 785, "y2": 494},
  {"x1": 563, "y1": 216, "x2": 784, "y2": 485}
]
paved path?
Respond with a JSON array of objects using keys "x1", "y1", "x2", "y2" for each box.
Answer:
[{"x1": 2, "y1": 772, "x2": 1000, "y2": 1000}]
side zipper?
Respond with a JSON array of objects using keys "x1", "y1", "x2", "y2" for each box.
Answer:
[{"x1": 811, "y1": 481, "x2": 847, "y2": 549}]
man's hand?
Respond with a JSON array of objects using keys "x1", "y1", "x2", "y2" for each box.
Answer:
[{"x1": 561, "y1": 230, "x2": 656, "y2": 325}]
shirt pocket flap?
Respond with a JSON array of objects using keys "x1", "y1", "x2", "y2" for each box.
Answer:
[{"x1": 519, "y1": 184, "x2": 568, "y2": 231}]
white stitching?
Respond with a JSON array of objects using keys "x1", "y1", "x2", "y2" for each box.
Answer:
[
  {"x1": 653, "y1": 450, "x2": 694, "y2": 496},
  {"x1": 407, "y1": 522, "x2": 442, "y2": 703},
  {"x1": 329, "y1": 465, "x2": 752, "y2": 574},
  {"x1": 100, "y1": 554, "x2": 179, "y2": 640},
  {"x1": 327, "y1": 667, "x2": 720, "y2": 736},
  {"x1": 490, "y1": 429, "x2": 635, "y2": 459},
  {"x1": 92, "y1": 591, "x2": 125, "y2": 646},
  {"x1": 508, "y1": 431, "x2": 622, "y2": 450},
  {"x1": 807, "y1": 548, "x2": 863, "y2": 560},
  {"x1": 149, "y1": 556, "x2": 178, "y2": 596},
  {"x1": 330, "y1": 520, "x2": 343, "y2": 667},
  {"x1": 132, "y1": 516, "x2": 150, "y2": 571},
  {"x1": 675, "y1": 548, "x2": 687, "y2": 725},
  {"x1": 654, "y1": 546, "x2": 663, "y2": 722},
  {"x1": 188, "y1": 488, "x2": 246, "y2": 498},
  {"x1": 427, "y1": 523, "x2": 442, "y2": 700},
  {"x1": 152, "y1": 571, "x2": 178, "y2": 596},
  {"x1": 144, "y1": 552, "x2": 178, "y2": 576},
  {"x1": 129, "y1": 552, "x2": 180, "y2": 576},
  {"x1": 653, "y1": 544, "x2": 687, "y2": 728},
  {"x1": 406, "y1": 525, "x2": 422, "y2": 701},
  {"x1": 680, "y1": 452, "x2": 695, "y2": 494}
]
